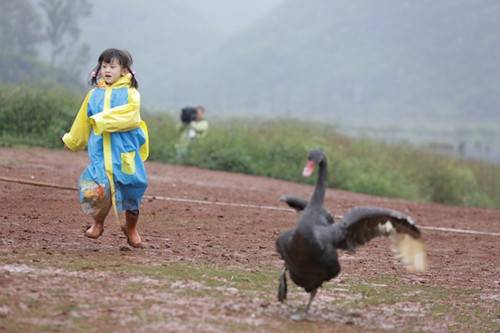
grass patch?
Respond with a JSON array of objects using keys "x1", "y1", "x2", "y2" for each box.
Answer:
[
  {"x1": 0, "y1": 251, "x2": 277, "y2": 293},
  {"x1": 0, "y1": 251, "x2": 498, "y2": 332},
  {"x1": 343, "y1": 275, "x2": 498, "y2": 332}
]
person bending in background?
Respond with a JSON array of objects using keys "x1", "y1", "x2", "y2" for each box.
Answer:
[
  {"x1": 62, "y1": 48, "x2": 149, "y2": 248},
  {"x1": 175, "y1": 105, "x2": 209, "y2": 159}
]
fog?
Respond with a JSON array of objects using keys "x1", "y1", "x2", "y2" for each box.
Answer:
[
  {"x1": 2, "y1": 0, "x2": 499, "y2": 162},
  {"x1": 187, "y1": 0, "x2": 284, "y2": 35}
]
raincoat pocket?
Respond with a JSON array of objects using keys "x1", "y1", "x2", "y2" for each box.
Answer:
[{"x1": 121, "y1": 151, "x2": 136, "y2": 175}]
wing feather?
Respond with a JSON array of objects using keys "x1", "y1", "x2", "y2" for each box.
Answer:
[{"x1": 334, "y1": 206, "x2": 427, "y2": 272}]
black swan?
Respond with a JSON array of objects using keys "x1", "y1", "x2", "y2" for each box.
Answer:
[{"x1": 275, "y1": 149, "x2": 427, "y2": 318}]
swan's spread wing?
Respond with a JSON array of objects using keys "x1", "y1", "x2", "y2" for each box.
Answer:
[
  {"x1": 335, "y1": 206, "x2": 427, "y2": 272},
  {"x1": 280, "y1": 195, "x2": 335, "y2": 224}
]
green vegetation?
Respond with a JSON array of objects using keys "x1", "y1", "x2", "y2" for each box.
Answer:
[
  {"x1": 0, "y1": 85, "x2": 78, "y2": 148},
  {"x1": 148, "y1": 115, "x2": 500, "y2": 208},
  {"x1": 1, "y1": 85, "x2": 499, "y2": 208}
]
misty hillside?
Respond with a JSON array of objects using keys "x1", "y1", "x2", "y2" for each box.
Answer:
[
  {"x1": 0, "y1": 52, "x2": 82, "y2": 90},
  {"x1": 80, "y1": 0, "x2": 223, "y2": 106},
  {"x1": 167, "y1": 0, "x2": 500, "y2": 126}
]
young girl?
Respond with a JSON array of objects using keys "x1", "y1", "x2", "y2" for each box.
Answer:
[{"x1": 62, "y1": 48, "x2": 148, "y2": 248}]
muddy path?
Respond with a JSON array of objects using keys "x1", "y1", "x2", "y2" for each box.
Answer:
[{"x1": 0, "y1": 147, "x2": 499, "y2": 333}]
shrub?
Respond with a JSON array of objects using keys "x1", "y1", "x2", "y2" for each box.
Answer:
[
  {"x1": 424, "y1": 161, "x2": 482, "y2": 206},
  {"x1": 146, "y1": 115, "x2": 499, "y2": 208},
  {"x1": 0, "y1": 85, "x2": 78, "y2": 148}
]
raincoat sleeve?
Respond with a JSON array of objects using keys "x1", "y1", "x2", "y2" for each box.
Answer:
[
  {"x1": 62, "y1": 91, "x2": 92, "y2": 151},
  {"x1": 89, "y1": 88, "x2": 141, "y2": 135},
  {"x1": 191, "y1": 120, "x2": 209, "y2": 136}
]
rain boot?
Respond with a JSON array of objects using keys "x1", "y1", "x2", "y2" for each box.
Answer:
[{"x1": 122, "y1": 210, "x2": 142, "y2": 248}]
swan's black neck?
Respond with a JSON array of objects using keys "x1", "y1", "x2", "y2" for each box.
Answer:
[
  {"x1": 296, "y1": 154, "x2": 328, "y2": 237},
  {"x1": 309, "y1": 159, "x2": 327, "y2": 208}
]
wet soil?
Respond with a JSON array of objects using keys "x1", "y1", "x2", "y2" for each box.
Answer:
[{"x1": 0, "y1": 147, "x2": 499, "y2": 333}]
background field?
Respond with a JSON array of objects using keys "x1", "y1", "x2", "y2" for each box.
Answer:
[
  {"x1": 2, "y1": 84, "x2": 500, "y2": 209},
  {"x1": 0, "y1": 147, "x2": 499, "y2": 333}
]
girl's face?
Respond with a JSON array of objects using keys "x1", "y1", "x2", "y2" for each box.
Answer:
[{"x1": 100, "y1": 58, "x2": 127, "y2": 85}]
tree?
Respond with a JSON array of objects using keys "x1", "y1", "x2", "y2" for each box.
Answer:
[
  {"x1": 0, "y1": 0, "x2": 42, "y2": 57},
  {"x1": 38, "y1": 0, "x2": 92, "y2": 70}
]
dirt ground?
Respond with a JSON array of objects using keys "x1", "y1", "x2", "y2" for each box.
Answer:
[{"x1": 0, "y1": 147, "x2": 499, "y2": 333}]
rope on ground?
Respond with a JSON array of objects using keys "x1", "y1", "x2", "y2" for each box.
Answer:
[
  {"x1": 418, "y1": 225, "x2": 500, "y2": 237},
  {"x1": 0, "y1": 176, "x2": 77, "y2": 191},
  {"x1": 0, "y1": 176, "x2": 294, "y2": 212},
  {"x1": 1, "y1": 175, "x2": 499, "y2": 237}
]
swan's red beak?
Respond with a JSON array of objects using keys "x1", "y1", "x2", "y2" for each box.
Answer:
[{"x1": 302, "y1": 161, "x2": 315, "y2": 177}]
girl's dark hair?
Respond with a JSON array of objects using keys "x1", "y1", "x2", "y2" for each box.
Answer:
[{"x1": 90, "y1": 48, "x2": 138, "y2": 88}]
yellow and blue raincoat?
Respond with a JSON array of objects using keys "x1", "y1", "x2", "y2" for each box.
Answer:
[{"x1": 62, "y1": 74, "x2": 148, "y2": 215}]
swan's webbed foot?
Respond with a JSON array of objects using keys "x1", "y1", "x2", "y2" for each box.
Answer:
[{"x1": 290, "y1": 312, "x2": 309, "y2": 321}]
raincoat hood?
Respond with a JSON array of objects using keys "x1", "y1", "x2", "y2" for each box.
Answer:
[{"x1": 96, "y1": 73, "x2": 133, "y2": 88}]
